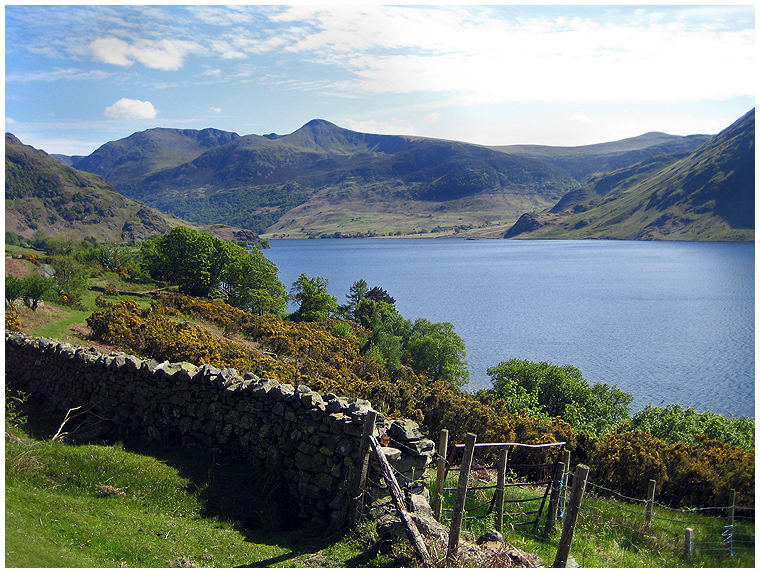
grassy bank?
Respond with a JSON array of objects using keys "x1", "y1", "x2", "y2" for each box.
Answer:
[
  {"x1": 433, "y1": 471, "x2": 754, "y2": 568},
  {"x1": 5, "y1": 420, "x2": 397, "y2": 568}
]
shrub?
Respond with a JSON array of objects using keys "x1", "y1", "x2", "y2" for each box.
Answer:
[
  {"x1": 85, "y1": 292, "x2": 754, "y2": 509},
  {"x1": 590, "y1": 431, "x2": 670, "y2": 499}
]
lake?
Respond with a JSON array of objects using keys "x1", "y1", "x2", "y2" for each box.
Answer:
[{"x1": 265, "y1": 238, "x2": 754, "y2": 417}]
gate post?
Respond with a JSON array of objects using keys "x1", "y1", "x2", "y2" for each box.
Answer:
[
  {"x1": 553, "y1": 464, "x2": 589, "y2": 568},
  {"x1": 432, "y1": 428, "x2": 449, "y2": 520},
  {"x1": 495, "y1": 447, "x2": 509, "y2": 531},
  {"x1": 446, "y1": 432, "x2": 477, "y2": 564}
]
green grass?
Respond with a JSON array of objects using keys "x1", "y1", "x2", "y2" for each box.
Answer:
[
  {"x1": 432, "y1": 471, "x2": 754, "y2": 568},
  {"x1": 5, "y1": 419, "x2": 398, "y2": 568}
]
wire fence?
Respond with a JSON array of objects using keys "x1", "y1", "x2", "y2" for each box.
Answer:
[
  {"x1": 564, "y1": 468, "x2": 754, "y2": 566},
  {"x1": 366, "y1": 428, "x2": 754, "y2": 567},
  {"x1": 426, "y1": 444, "x2": 753, "y2": 567}
]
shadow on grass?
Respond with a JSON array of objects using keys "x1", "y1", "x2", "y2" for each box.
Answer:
[{"x1": 15, "y1": 395, "x2": 386, "y2": 567}]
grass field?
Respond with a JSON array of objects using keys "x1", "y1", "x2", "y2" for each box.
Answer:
[
  {"x1": 432, "y1": 469, "x2": 754, "y2": 568},
  {"x1": 4, "y1": 418, "x2": 399, "y2": 568}
]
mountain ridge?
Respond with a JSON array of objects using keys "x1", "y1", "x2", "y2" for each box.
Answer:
[
  {"x1": 5, "y1": 133, "x2": 261, "y2": 244},
  {"x1": 505, "y1": 109, "x2": 754, "y2": 241},
  {"x1": 45, "y1": 113, "x2": 751, "y2": 240}
]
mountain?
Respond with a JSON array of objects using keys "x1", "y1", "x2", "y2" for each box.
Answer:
[
  {"x1": 505, "y1": 109, "x2": 755, "y2": 241},
  {"x1": 5, "y1": 134, "x2": 260, "y2": 245},
  {"x1": 71, "y1": 127, "x2": 240, "y2": 191},
  {"x1": 70, "y1": 120, "x2": 579, "y2": 237},
  {"x1": 492, "y1": 132, "x2": 711, "y2": 182},
  {"x1": 5, "y1": 133, "x2": 178, "y2": 242}
]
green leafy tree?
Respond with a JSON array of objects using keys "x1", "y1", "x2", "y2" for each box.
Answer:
[
  {"x1": 628, "y1": 404, "x2": 754, "y2": 452},
  {"x1": 289, "y1": 274, "x2": 338, "y2": 322},
  {"x1": 20, "y1": 274, "x2": 53, "y2": 311},
  {"x1": 354, "y1": 298, "x2": 411, "y2": 372},
  {"x1": 49, "y1": 255, "x2": 90, "y2": 305},
  {"x1": 222, "y1": 244, "x2": 287, "y2": 316},
  {"x1": 141, "y1": 227, "x2": 230, "y2": 296},
  {"x1": 5, "y1": 275, "x2": 25, "y2": 308},
  {"x1": 406, "y1": 318, "x2": 469, "y2": 386},
  {"x1": 483, "y1": 358, "x2": 632, "y2": 436}
]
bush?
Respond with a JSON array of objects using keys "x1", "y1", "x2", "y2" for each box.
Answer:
[
  {"x1": 628, "y1": 404, "x2": 754, "y2": 452},
  {"x1": 86, "y1": 292, "x2": 754, "y2": 509},
  {"x1": 481, "y1": 359, "x2": 632, "y2": 437}
]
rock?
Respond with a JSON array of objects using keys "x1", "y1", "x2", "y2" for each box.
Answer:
[
  {"x1": 388, "y1": 419, "x2": 425, "y2": 441},
  {"x1": 476, "y1": 530, "x2": 504, "y2": 544}
]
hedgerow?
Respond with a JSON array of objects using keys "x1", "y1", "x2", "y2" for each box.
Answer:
[{"x1": 84, "y1": 293, "x2": 754, "y2": 508}]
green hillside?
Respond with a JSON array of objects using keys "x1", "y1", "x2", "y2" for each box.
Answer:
[
  {"x1": 493, "y1": 132, "x2": 711, "y2": 182},
  {"x1": 5, "y1": 134, "x2": 262, "y2": 245},
  {"x1": 5, "y1": 133, "x2": 174, "y2": 243},
  {"x1": 71, "y1": 127, "x2": 240, "y2": 191},
  {"x1": 505, "y1": 109, "x2": 754, "y2": 241}
]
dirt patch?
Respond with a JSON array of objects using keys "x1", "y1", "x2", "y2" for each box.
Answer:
[
  {"x1": 16, "y1": 303, "x2": 68, "y2": 332},
  {"x1": 4, "y1": 257, "x2": 34, "y2": 278},
  {"x1": 68, "y1": 325, "x2": 122, "y2": 354}
]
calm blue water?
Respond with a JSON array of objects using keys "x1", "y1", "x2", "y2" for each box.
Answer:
[{"x1": 265, "y1": 239, "x2": 755, "y2": 416}]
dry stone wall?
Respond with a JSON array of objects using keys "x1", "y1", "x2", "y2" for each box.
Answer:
[{"x1": 5, "y1": 332, "x2": 436, "y2": 530}]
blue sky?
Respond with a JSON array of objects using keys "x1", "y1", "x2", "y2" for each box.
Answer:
[{"x1": 4, "y1": 4, "x2": 755, "y2": 156}]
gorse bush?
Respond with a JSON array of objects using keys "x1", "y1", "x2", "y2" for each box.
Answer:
[{"x1": 84, "y1": 292, "x2": 754, "y2": 509}]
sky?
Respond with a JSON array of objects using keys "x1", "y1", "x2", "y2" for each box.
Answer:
[{"x1": 4, "y1": 3, "x2": 756, "y2": 156}]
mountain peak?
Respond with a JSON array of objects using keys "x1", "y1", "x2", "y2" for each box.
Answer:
[{"x1": 302, "y1": 118, "x2": 338, "y2": 129}]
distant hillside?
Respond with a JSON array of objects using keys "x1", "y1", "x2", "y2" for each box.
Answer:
[
  {"x1": 5, "y1": 133, "x2": 177, "y2": 243},
  {"x1": 5, "y1": 134, "x2": 258, "y2": 245},
  {"x1": 493, "y1": 132, "x2": 711, "y2": 182},
  {"x1": 72, "y1": 127, "x2": 240, "y2": 191},
  {"x1": 70, "y1": 120, "x2": 579, "y2": 237},
  {"x1": 505, "y1": 109, "x2": 755, "y2": 241}
]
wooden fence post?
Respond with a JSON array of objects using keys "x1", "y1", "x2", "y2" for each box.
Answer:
[
  {"x1": 728, "y1": 489, "x2": 736, "y2": 556},
  {"x1": 432, "y1": 428, "x2": 449, "y2": 521},
  {"x1": 348, "y1": 410, "x2": 377, "y2": 527},
  {"x1": 552, "y1": 464, "x2": 589, "y2": 568},
  {"x1": 495, "y1": 447, "x2": 509, "y2": 531},
  {"x1": 544, "y1": 461, "x2": 565, "y2": 535},
  {"x1": 446, "y1": 432, "x2": 477, "y2": 565},
  {"x1": 559, "y1": 449, "x2": 570, "y2": 517},
  {"x1": 684, "y1": 528, "x2": 695, "y2": 558},
  {"x1": 645, "y1": 479, "x2": 656, "y2": 525}
]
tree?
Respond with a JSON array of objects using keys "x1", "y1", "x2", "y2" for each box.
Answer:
[
  {"x1": 289, "y1": 274, "x2": 338, "y2": 322},
  {"x1": 49, "y1": 255, "x2": 90, "y2": 305},
  {"x1": 222, "y1": 244, "x2": 288, "y2": 316},
  {"x1": 406, "y1": 318, "x2": 469, "y2": 386},
  {"x1": 5, "y1": 275, "x2": 25, "y2": 308},
  {"x1": 354, "y1": 298, "x2": 411, "y2": 372},
  {"x1": 20, "y1": 274, "x2": 53, "y2": 311},
  {"x1": 338, "y1": 279, "x2": 368, "y2": 321},
  {"x1": 628, "y1": 404, "x2": 754, "y2": 452},
  {"x1": 483, "y1": 359, "x2": 632, "y2": 436},
  {"x1": 141, "y1": 227, "x2": 288, "y2": 313},
  {"x1": 141, "y1": 227, "x2": 230, "y2": 296},
  {"x1": 365, "y1": 286, "x2": 395, "y2": 305}
]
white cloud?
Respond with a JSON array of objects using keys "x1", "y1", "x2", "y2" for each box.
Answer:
[
  {"x1": 89, "y1": 36, "x2": 200, "y2": 71},
  {"x1": 424, "y1": 112, "x2": 441, "y2": 123},
  {"x1": 6, "y1": 67, "x2": 113, "y2": 83},
  {"x1": 104, "y1": 98, "x2": 157, "y2": 119},
  {"x1": 267, "y1": 6, "x2": 754, "y2": 104},
  {"x1": 209, "y1": 106, "x2": 222, "y2": 114}
]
